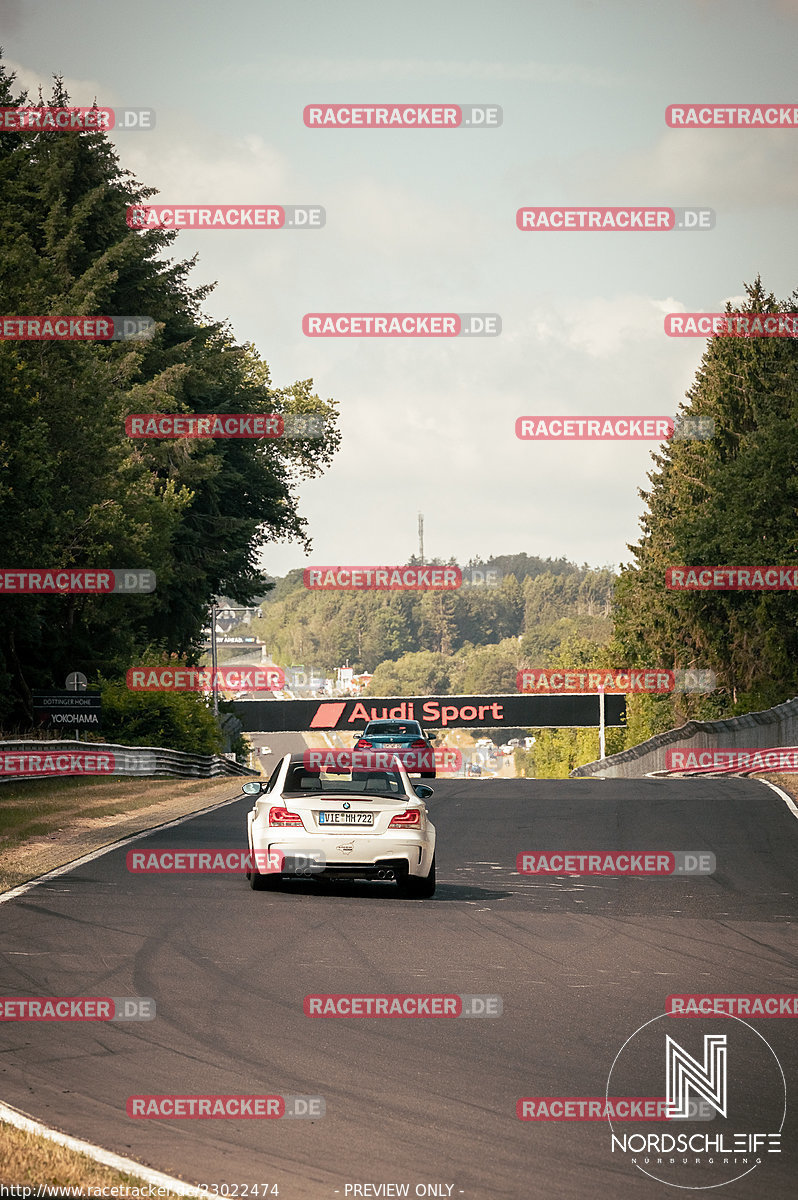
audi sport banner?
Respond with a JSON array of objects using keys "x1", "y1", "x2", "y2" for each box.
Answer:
[{"x1": 231, "y1": 694, "x2": 627, "y2": 733}]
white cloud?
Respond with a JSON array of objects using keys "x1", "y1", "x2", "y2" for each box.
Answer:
[
  {"x1": 121, "y1": 130, "x2": 290, "y2": 202},
  {"x1": 515, "y1": 294, "x2": 676, "y2": 358},
  {"x1": 262, "y1": 56, "x2": 617, "y2": 87},
  {"x1": 561, "y1": 129, "x2": 798, "y2": 208},
  {"x1": 4, "y1": 57, "x2": 113, "y2": 105}
]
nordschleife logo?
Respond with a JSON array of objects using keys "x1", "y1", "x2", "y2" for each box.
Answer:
[
  {"x1": 606, "y1": 1011, "x2": 785, "y2": 1189},
  {"x1": 666, "y1": 1034, "x2": 727, "y2": 1119}
]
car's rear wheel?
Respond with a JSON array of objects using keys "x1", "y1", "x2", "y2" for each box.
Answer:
[
  {"x1": 247, "y1": 861, "x2": 280, "y2": 890},
  {"x1": 399, "y1": 855, "x2": 436, "y2": 899}
]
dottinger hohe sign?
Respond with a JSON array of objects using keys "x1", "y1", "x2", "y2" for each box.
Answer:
[
  {"x1": 231, "y1": 694, "x2": 627, "y2": 733},
  {"x1": 32, "y1": 690, "x2": 102, "y2": 729}
]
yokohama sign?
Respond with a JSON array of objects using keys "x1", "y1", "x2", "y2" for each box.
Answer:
[{"x1": 231, "y1": 694, "x2": 627, "y2": 733}]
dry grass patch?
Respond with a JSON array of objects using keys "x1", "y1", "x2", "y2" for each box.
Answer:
[{"x1": 0, "y1": 1120, "x2": 190, "y2": 1193}]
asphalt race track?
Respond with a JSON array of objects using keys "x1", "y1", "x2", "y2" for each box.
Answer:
[{"x1": 2, "y1": 774, "x2": 797, "y2": 1198}]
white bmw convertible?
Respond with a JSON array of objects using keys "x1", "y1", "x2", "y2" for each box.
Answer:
[{"x1": 243, "y1": 752, "x2": 436, "y2": 898}]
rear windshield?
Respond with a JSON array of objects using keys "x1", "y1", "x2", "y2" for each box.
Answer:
[
  {"x1": 364, "y1": 722, "x2": 423, "y2": 737},
  {"x1": 282, "y1": 764, "x2": 407, "y2": 797}
]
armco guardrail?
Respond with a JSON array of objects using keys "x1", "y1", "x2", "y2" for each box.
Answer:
[
  {"x1": 569, "y1": 694, "x2": 798, "y2": 779},
  {"x1": 0, "y1": 740, "x2": 257, "y2": 781}
]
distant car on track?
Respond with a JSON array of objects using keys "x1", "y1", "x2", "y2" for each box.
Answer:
[
  {"x1": 354, "y1": 718, "x2": 437, "y2": 778},
  {"x1": 243, "y1": 752, "x2": 436, "y2": 898}
]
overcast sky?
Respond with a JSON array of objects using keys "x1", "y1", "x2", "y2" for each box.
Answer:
[{"x1": 4, "y1": 0, "x2": 797, "y2": 576}]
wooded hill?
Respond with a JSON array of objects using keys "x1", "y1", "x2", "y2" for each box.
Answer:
[{"x1": 251, "y1": 557, "x2": 616, "y2": 688}]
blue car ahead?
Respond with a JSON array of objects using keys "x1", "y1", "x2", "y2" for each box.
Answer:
[{"x1": 354, "y1": 719, "x2": 437, "y2": 779}]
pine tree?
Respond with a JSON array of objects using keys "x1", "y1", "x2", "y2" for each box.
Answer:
[
  {"x1": 613, "y1": 277, "x2": 798, "y2": 714},
  {"x1": 0, "y1": 59, "x2": 339, "y2": 725}
]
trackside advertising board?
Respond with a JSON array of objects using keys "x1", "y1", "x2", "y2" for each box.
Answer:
[
  {"x1": 32, "y1": 690, "x2": 102, "y2": 729},
  {"x1": 231, "y1": 694, "x2": 627, "y2": 733}
]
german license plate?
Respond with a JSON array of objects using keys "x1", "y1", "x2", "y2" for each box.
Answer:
[{"x1": 319, "y1": 811, "x2": 374, "y2": 825}]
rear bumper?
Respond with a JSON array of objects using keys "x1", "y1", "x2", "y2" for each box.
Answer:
[{"x1": 251, "y1": 830, "x2": 434, "y2": 879}]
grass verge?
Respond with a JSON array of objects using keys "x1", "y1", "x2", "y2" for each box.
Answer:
[
  {"x1": 0, "y1": 774, "x2": 245, "y2": 893},
  {"x1": 0, "y1": 1119, "x2": 193, "y2": 1194}
]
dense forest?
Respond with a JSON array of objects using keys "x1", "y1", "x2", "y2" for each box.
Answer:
[{"x1": 252, "y1": 556, "x2": 615, "y2": 681}]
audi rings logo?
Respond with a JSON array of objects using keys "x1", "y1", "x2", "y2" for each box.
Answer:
[{"x1": 605, "y1": 1011, "x2": 786, "y2": 1189}]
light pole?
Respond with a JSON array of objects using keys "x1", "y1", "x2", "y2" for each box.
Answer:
[
  {"x1": 208, "y1": 602, "x2": 264, "y2": 717},
  {"x1": 210, "y1": 603, "x2": 218, "y2": 717},
  {"x1": 598, "y1": 686, "x2": 606, "y2": 759}
]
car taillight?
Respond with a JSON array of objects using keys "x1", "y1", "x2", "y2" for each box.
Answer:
[
  {"x1": 388, "y1": 808, "x2": 421, "y2": 828},
  {"x1": 410, "y1": 739, "x2": 427, "y2": 748},
  {"x1": 355, "y1": 738, "x2": 372, "y2": 749},
  {"x1": 268, "y1": 807, "x2": 303, "y2": 827}
]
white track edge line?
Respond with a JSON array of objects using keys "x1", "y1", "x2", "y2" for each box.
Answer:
[
  {"x1": 755, "y1": 777, "x2": 798, "y2": 821},
  {"x1": 644, "y1": 769, "x2": 798, "y2": 821},
  {"x1": 1, "y1": 790, "x2": 246, "y2": 1193},
  {"x1": 0, "y1": 789, "x2": 246, "y2": 906},
  {"x1": 0, "y1": 1099, "x2": 209, "y2": 1195}
]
